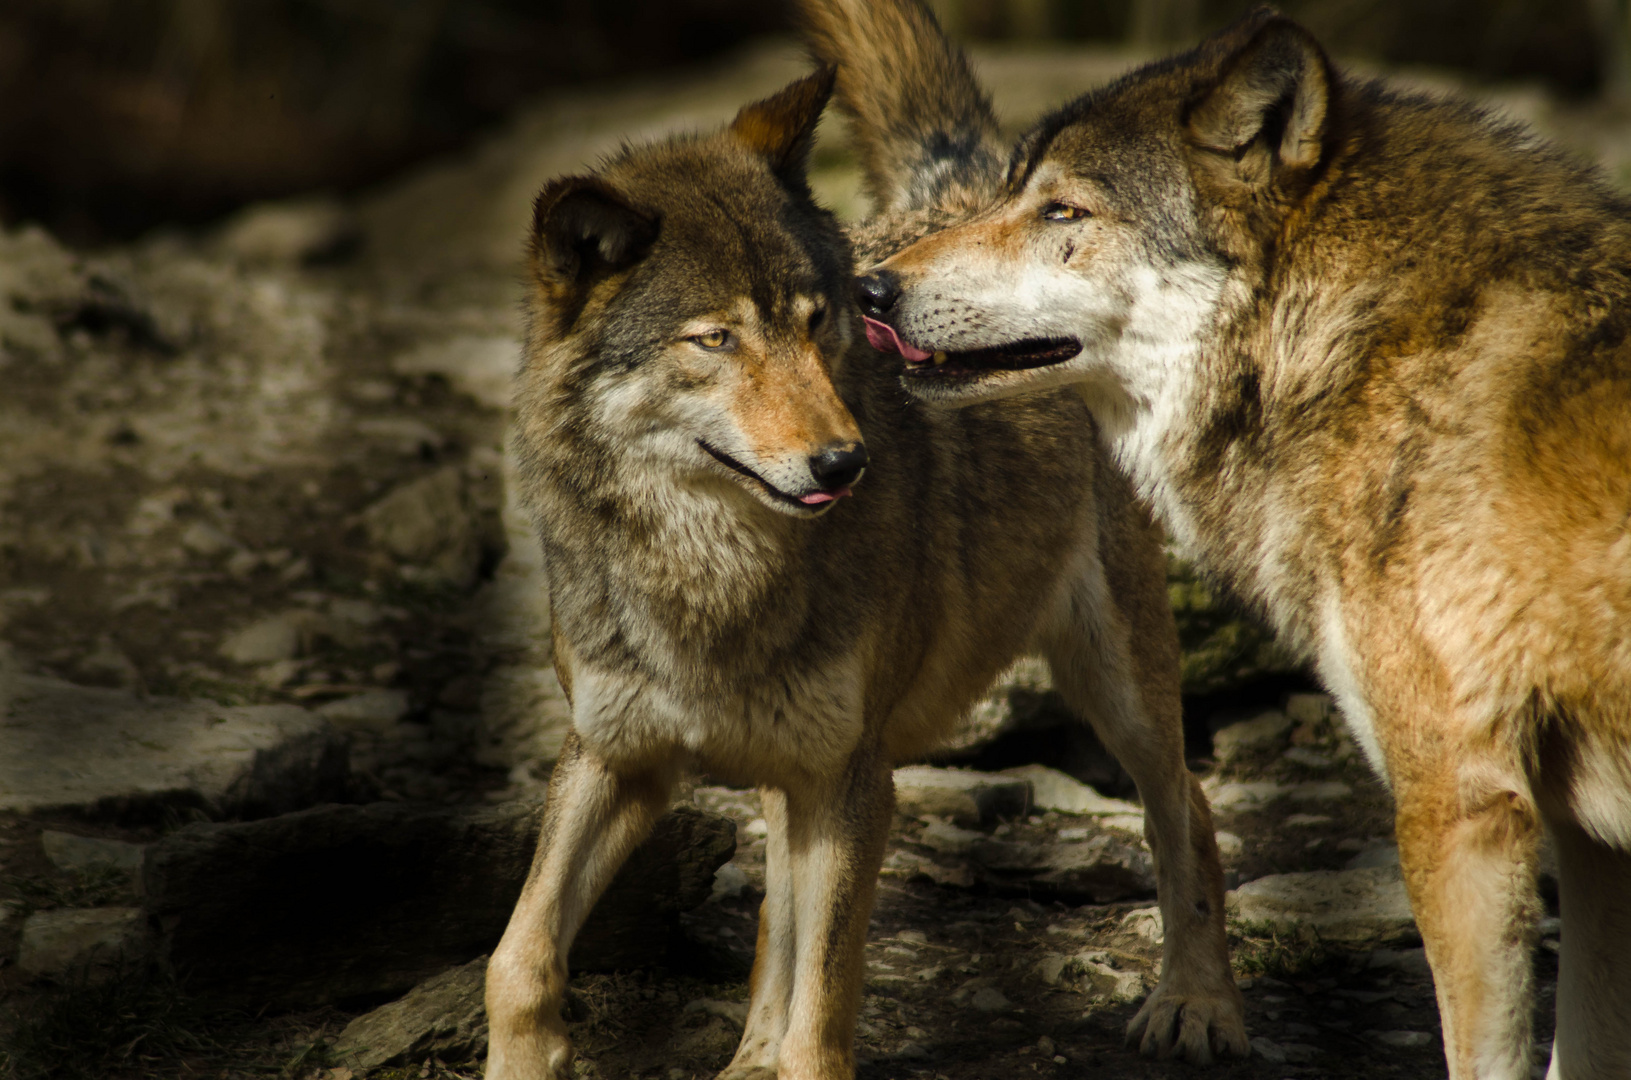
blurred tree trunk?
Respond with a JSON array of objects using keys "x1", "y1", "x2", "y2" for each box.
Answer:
[
  {"x1": 1130, "y1": 0, "x2": 1200, "y2": 45},
  {"x1": 1588, "y1": 0, "x2": 1631, "y2": 100}
]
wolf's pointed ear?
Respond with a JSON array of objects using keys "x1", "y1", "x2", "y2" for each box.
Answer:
[
  {"x1": 1187, "y1": 16, "x2": 1331, "y2": 181},
  {"x1": 531, "y1": 176, "x2": 659, "y2": 284},
  {"x1": 729, "y1": 66, "x2": 837, "y2": 189}
]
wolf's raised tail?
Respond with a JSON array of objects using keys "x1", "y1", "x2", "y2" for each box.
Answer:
[{"x1": 797, "y1": 0, "x2": 1003, "y2": 214}]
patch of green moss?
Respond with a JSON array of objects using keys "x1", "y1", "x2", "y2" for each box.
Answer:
[{"x1": 1168, "y1": 555, "x2": 1302, "y2": 695}]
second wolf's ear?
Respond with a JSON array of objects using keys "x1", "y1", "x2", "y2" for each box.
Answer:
[
  {"x1": 1187, "y1": 16, "x2": 1331, "y2": 183},
  {"x1": 531, "y1": 176, "x2": 659, "y2": 284},
  {"x1": 729, "y1": 66, "x2": 837, "y2": 190}
]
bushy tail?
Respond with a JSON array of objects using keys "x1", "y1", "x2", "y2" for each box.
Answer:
[{"x1": 797, "y1": 0, "x2": 1004, "y2": 213}]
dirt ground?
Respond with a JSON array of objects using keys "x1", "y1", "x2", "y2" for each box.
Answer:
[{"x1": 0, "y1": 36, "x2": 1602, "y2": 1080}]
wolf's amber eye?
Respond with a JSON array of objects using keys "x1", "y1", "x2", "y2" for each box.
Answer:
[
  {"x1": 692, "y1": 329, "x2": 731, "y2": 349},
  {"x1": 1043, "y1": 203, "x2": 1089, "y2": 222}
]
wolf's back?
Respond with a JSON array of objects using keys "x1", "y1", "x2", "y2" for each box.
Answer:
[{"x1": 798, "y1": 0, "x2": 1004, "y2": 213}]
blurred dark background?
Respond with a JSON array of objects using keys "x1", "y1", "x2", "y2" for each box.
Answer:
[{"x1": 0, "y1": 0, "x2": 1624, "y2": 247}]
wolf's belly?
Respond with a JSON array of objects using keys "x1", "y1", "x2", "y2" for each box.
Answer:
[{"x1": 567, "y1": 657, "x2": 867, "y2": 784}]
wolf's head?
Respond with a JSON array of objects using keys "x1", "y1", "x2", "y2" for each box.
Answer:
[
  {"x1": 855, "y1": 10, "x2": 1334, "y2": 417},
  {"x1": 520, "y1": 68, "x2": 867, "y2": 519}
]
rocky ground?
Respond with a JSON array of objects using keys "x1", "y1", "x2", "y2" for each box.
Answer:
[{"x1": 1, "y1": 37, "x2": 1611, "y2": 1080}]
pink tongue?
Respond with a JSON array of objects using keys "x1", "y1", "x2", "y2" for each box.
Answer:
[
  {"x1": 798, "y1": 486, "x2": 852, "y2": 506},
  {"x1": 862, "y1": 316, "x2": 934, "y2": 363}
]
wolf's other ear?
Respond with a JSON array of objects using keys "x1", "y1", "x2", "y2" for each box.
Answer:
[
  {"x1": 729, "y1": 66, "x2": 837, "y2": 190},
  {"x1": 1187, "y1": 16, "x2": 1331, "y2": 180},
  {"x1": 531, "y1": 176, "x2": 659, "y2": 284}
]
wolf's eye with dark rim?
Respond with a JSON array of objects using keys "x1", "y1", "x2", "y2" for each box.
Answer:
[
  {"x1": 1042, "y1": 203, "x2": 1090, "y2": 222},
  {"x1": 808, "y1": 307, "x2": 826, "y2": 333},
  {"x1": 692, "y1": 329, "x2": 732, "y2": 349}
]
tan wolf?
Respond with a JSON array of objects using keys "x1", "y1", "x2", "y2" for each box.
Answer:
[
  {"x1": 807, "y1": 1, "x2": 1631, "y2": 1076},
  {"x1": 483, "y1": 70, "x2": 1246, "y2": 1079}
]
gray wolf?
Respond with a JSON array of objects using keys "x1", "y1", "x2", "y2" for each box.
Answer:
[
  {"x1": 815, "y1": 2, "x2": 1631, "y2": 1076},
  {"x1": 483, "y1": 68, "x2": 1245, "y2": 1079}
]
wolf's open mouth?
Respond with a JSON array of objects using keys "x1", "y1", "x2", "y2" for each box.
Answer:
[
  {"x1": 900, "y1": 337, "x2": 1083, "y2": 378},
  {"x1": 697, "y1": 441, "x2": 848, "y2": 509}
]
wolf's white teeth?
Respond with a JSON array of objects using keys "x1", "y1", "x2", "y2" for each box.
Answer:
[{"x1": 933, "y1": 352, "x2": 948, "y2": 366}]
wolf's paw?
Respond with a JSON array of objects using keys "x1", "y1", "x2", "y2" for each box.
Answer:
[
  {"x1": 483, "y1": 1029, "x2": 575, "y2": 1080},
  {"x1": 1124, "y1": 982, "x2": 1249, "y2": 1065}
]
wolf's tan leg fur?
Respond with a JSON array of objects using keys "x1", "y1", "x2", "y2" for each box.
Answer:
[
  {"x1": 1393, "y1": 739, "x2": 1542, "y2": 1080},
  {"x1": 1043, "y1": 506, "x2": 1246, "y2": 1063},
  {"x1": 485, "y1": 733, "x2": 675, "y2": 1080},
  {"x1": 737, "y1": 753, "x2": 893, "y2": 1080},
  {"x1": 1543, "y1": 819, "x2": 1631, "y2": 1079},
  {"x1": 721, "y1": 788, "x2": 795, "y2": 1077}
]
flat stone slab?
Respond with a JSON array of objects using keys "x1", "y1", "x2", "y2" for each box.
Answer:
[
  {"x1": 1227, "y1": 866, "x2": 1418, "y2": 947},
  {"x1": 41, "y1": 830, "x2": 146, "y2": 873},
  {"x1": 334, "y1": 955, "x2": 489, "y2": 1070},
  {"x1": 894, "y1": 766, "x2": 1031, "y2": 826},
  {"x1": 0, "y1": 671, "x2": 348, "y2": 820},
  {"x1": 19, "y1": 907, "x2": 151, "y2": 979},
  {"x1": 999, "y1": 764, "x2": 1142, "y2": 817},
  {"x1": 142, "y1": 799, "x2": 735, "y2": 1007}
]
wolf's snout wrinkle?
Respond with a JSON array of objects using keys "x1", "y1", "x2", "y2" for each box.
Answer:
[
  {"x1": 856, "y1": 270, "x2": 901, "y2": 315},
  {"x1": 809, "y1": 442, "x2": 869, "y2": 490}
]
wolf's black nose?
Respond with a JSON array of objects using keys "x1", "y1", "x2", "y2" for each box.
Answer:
[
  {"x1": 810, "y1": 442, "x2": 869, "y2": 490},
  {"x1": 856, "y1": 271, "x2": 900, "y2": 315}
]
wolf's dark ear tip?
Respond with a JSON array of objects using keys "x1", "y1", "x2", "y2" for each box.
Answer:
[{"x1": 729, "y1": 65, "x2": 839, "y2": 181}]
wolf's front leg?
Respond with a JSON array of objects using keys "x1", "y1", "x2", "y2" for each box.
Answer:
[
  {"x1": 485, "y1": 732, "x2": 675, "y2": 1080},
  {"x1": 770, "y1": 752, "x2": 894, "y2": 1080},
  {"x1": 720, "y1": 787, "x2": 796, "y2": 1079}
]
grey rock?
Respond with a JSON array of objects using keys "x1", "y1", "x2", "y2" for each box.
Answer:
[
  {"x1": 1206, "y1": 778, "x2": 1351, "y2": 811},
  {"x1": 916, "y1": 820, "x2": 985, "y2": 854},
  {"x1": 1370, "y1": 1030, "x2": 1434, "y2": 1049},
  {"x1": 317, "y1": 689, "x2": 411, "y2": 733},
  {"x1": 215, "y1": 196, "x2": 356, "y2": 264},
  {"x1": 1034, "y1": 952, "x2": 1143, "y2": 1001},
  {"x1": 475, "y1": 665, "x2": 571, "y2": 769},
  {"x1": 1346, "y1": 843, "x2": 1402, "y2": 871},
  {"x1": 1228, "y1": 866, "x2": 1418, "y2": 947},
  {"x1": 998, "y1": 764, "x2": 1141, "y2": 817},
  {"x1": 1251, "y1": 1036, "x2": 1288, "y2": 1063},
  {"x1": 1284, "y1": 692, "x2": 1336, "y2": 726},
  {"x1": 392, "y1": 335, "x2": 517, "y2": 410},
  {"x1": 893, "y1": 766, "x2": 1030, "y2": 826},
  {"x1": 968, "y1": 986, "x2": 1012, "y2": 1012},
  {"x1": 0, "y1": 672, "x2": 348, "y2": 820},
  {"x1": 19, "y1": 908, "x2": 150, "y2": 979},
  {"x1": 41, "y1": 830, "x2": 146, "y2": 874},
  {"x1": 180, "y1": 521, "x2": 237, "y2": 557},
  {"x1": 684, "y1": 998, "x2": 748, "y2": 1027},
  {"x1": 1212, "y1": 711, "x2": 1293, "y2": 760},
  {"x1": 1366, "y1": 947, "x2": 1433, "y2": 977},
  {"x1": 142, "y1": 800, "x2": 735, "y2": 1007},
  {"x1": 333, "y1": 956, "x2": 489, "y2": 1070},
  {"x1": 219, "y1": 611, "x2": 320, "y2": 664},
  {"x1": 970, "y1": 834, "x2": 1155, "y2": 903},
  {"x1": 362, "y1": 467, "x2": 483, "y2": 589}
]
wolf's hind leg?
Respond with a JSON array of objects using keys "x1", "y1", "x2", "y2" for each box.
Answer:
[
  {"x1": 1043, "y1": 499, "x2": 1245, "y2": 1064},
  {"x1": 1392, "y1": 735, "x2": 1541, "y2": 1080},
  {"x1": 721, "y1": 787, "x2": 796, "y2": 1078},
  {"x1": 485, "y1": 733, "x2": 675, "y2": 1080},
  {"x1": 1542, "y1": 815, "x2": 1631, "y2": 1078}
]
